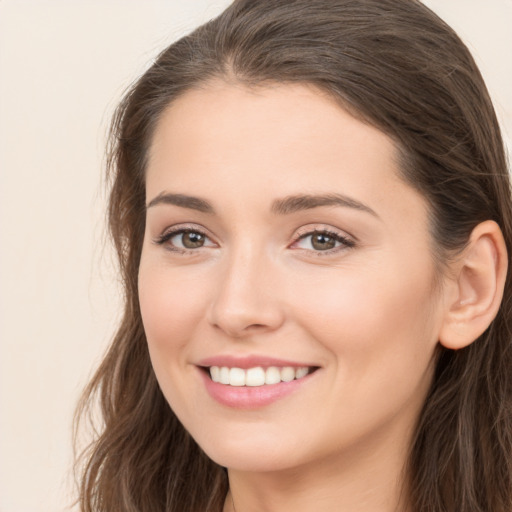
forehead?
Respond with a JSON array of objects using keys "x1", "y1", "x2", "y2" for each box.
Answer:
[
  {"x1": 146, "y1": 81, "x2": 426, "y2": 225},
  {"x1": 149, "y1": 81, "x2": 395, "y2": 161}
]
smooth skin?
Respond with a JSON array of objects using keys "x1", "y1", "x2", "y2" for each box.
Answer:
[{"x1": 138, "y1": 81, "x2": 507, "y2": 512}]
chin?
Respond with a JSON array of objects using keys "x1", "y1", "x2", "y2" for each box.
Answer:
[
  {"x1": 195, "y1": 429, "x2": 304, "y2": 473},
  {"x1": 206, "y1": 448, "x2": 295, "y2": 473}
]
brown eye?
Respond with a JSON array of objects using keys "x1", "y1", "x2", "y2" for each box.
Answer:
[
  {"x1": 154, "y1": 228, "x2": 215, "y2": 251},
  {"x1": 310, "y1": 233, "x2": 336, "y2": 250},
  {"x1": 292, "y1": 229, "x2": 355, "y2": 254},
  {"x1": 181, "y1": 231, "x2": 206, "y2": 248}
]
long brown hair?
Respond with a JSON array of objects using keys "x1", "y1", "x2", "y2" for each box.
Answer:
[{"x1": 75, "y1": 1, "x2": 512, "y2": 510}]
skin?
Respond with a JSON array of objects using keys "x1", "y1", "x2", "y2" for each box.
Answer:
[{"x1": 138, "y1": 81, "x2": 452, "y2": 512}]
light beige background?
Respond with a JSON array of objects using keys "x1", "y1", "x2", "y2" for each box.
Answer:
[{"x1": 0, "y1": 1, "x2": 510, "y2": 511}]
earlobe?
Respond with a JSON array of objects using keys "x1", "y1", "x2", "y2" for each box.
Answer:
[{"x1": 439, "y1": 220, "x2": 508, "y2": 350}]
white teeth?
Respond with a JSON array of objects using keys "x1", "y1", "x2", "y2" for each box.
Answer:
[
  {"x1": 246, "y1": 367, "x2": 266, "y2": 387},
  {"x1": 265, "y1": 366, "x2": 281, "y2": 385},
  {"x1": 219, "y1": 366, "x2": 230, "y2": 385},
  {"x1": 296, "y1": 367, "x2": 309, "y2": 379},
  {"x1": 229, "y1": 367, "x2": 246, "y2": 387},
  {"x1": 280, "y1": 367, "x2": 295, "y2": 382},
  {"x1": 209, "y1": 365, "x2": 311, "y2": 386},
  {"x1": 210, "y1": 366, "x2": 220, "y2": 382}
]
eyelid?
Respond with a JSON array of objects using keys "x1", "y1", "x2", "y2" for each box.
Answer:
[{"x1": 294, "y1": 224, "x2": 355, "y2": 240}]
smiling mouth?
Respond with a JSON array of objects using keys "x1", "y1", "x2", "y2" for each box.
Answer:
[{"x1": 204, "y1": 366, "x2": 318, "y2": 387}]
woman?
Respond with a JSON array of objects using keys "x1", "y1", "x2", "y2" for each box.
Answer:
[{"x1": 75, "y1": 0, "x2": 512, "y2": 511}]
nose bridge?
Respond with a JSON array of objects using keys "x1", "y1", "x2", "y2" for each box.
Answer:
[{"x1": 208, "y1": 237, "x2": 284, "y2": 336}]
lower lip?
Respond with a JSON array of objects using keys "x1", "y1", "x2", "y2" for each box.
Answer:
[{"x1": 199, "y1": 369, "x2": 313, "y2": 409}]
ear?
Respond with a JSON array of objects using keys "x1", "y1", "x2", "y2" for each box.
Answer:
[{"x1": 439, "y1": 220, "x2": 508, "y2": 350}]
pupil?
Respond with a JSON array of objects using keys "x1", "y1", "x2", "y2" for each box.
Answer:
[
  {"x1": 312, "y1": 233, "x2": 335, "y2": 250},
  {"x1": 183, "y1": 231, "x2": 204, "y2": 248}
]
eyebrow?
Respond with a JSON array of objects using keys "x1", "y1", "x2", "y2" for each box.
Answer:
[
  {"x1": 271, "y1": 193, "x2": 378, "y2": 217},
  {"x1": 146, "y1": 191, "x2": 378, "y2": 218},
  {"x1": 147, "y1": 192, "x2": 214, "y2": 213}
]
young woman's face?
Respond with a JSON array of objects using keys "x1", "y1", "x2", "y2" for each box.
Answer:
[{"x1": 139, "y1": 82, "x2": 447, "y2": 473}]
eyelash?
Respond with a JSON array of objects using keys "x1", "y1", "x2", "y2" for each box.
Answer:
[
  {"x1": 153, "y1": 226, "x2": 213, "y2": 254},
  {"x1": 293, "y1": 229, "x2": 356, "y2": 255},
  {"x1": 153, "y1": 226, "x2": 356, "y2": 256}
]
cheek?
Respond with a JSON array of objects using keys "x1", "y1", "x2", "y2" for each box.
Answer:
[
  {"x1": 290, "y1": 261, "x2": 440, "y2": 377},
  {"x1": 138, "y1": 262, "x2": 214, "y2": 419},
  {"x1": 138, "y1": 263, "x2": 211, "y2": 359},
  {"x1": 288, "y1": 265, "x2": 440, "y2": 439}
]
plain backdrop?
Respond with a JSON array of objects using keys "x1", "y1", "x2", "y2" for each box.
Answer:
[{"x1": 0, "y1": 1, "x2": 510, "y2": 511}]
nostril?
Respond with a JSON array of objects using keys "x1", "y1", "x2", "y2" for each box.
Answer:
[{"x1": 245, "y1": 323, "x2": 269, "y2": 330}]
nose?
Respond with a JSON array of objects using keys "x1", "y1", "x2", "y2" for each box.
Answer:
[{"x1": 207, "y1": 246, "x2": 285, "y2": 338}]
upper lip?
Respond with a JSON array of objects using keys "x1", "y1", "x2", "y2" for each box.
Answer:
[{"x1": 197, "y1": 355, "x2": 318, "y2": 369}]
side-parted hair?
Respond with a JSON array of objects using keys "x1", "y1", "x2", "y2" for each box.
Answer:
[{"x1": 75, "y1": 1, "x2": 512, "y2": 511}]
